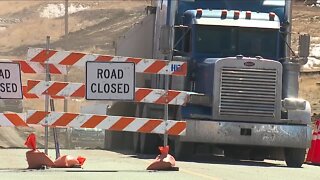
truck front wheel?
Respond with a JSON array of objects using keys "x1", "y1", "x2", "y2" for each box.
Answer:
[
  {"x1": 173, "y1": 138, "x2": 194, "y2": 160},
  {"x1": 284, "y1": 148, "x2": 306, "y2": 168},
  {"x1": 104, "y1": 102, "x2": 136, "y2": 151},
  {"x1": 139, "y1": 133, "x2": 160, "y2": 154}
]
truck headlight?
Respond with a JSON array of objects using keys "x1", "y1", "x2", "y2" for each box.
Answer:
[{"x1": 282, "y1": 98, "x2": 306, "y2": 110}]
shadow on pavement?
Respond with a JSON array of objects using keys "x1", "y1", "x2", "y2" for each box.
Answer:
[
  {"x1": 187, "y1": 155, "x2": 284, "y2": 167},
  {"x1": 128, "y1": 153, "x2": 284, "y2": 168},
  {"x1": 0, "y1": 168, "x2": 154, "y2": 173},
  {"x1": 95, "y1": 149, "x2": 285, "y2": 168},
  {"x1": 304, "y1": 162, "x2": 320, "y2": 166}
]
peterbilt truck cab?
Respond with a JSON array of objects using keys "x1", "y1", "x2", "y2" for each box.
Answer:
[{"x1": 111, "y1": 0, "x2": 312, "y2": 168}]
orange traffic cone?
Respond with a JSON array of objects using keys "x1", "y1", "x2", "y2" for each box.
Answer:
[
  {"x1": 146, "y1": 146, "x2": 178, "y2": 171},
  {"x1": 308, "y1": 120, "x2": 320, "y2": 165},
  {"x1": 24, "y1": 133, "x2": 55, "y2": 169},
  {"x1": 54, "y1": 155, "x2": 85, "y2": 168},
  {"x1": 306, "y1": 131, "x2": 318, "y2": 162},
  {"x1": 26, "y1": 150, "x2": 55, "y2": 169},
  {"x1": 24, "y1": 133, "x2": 86, "y2": 169},
  {"x1": 311, "y1": 132, "x2": 320, "y2": 164}
]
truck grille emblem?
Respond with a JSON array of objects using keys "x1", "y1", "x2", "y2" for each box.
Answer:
[{"x1": 244, "y1": 61, "x2": 255, "y2": 66}]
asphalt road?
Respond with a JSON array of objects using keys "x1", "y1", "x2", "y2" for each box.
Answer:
[{"x1": 0, "y1": 149, "x2": 320, "y2": 180}]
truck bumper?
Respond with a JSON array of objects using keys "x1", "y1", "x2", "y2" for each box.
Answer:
[{"x1": 181, "y1": 120, "x2": 312, "y2": 148}]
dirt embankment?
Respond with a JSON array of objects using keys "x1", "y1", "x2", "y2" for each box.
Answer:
[
  {"x1": 0, "y1": 1, "x2": 147, "y2": 58},
  {"x1": 0, "y1": 1, "x2": 148, "y2": 149}
]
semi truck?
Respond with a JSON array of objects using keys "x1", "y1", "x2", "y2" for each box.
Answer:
[{"x1": 106, "y1": 0, "x2": 312, "y2": 167}]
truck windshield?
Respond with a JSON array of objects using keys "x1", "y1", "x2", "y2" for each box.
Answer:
[{"x1": 194, "y1": 25, "x2": 278, "y2": 59}]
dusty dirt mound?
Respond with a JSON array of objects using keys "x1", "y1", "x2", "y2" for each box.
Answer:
[
  {"x1": 0, "y1": 127, "x2": 27, "y2": 148},
  {"x1": 0, "y1": 1, "x2": 147, "y2": 58}
]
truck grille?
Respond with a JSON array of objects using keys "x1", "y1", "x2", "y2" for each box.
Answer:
[{"x1": 219, "y1": 67, "x2": 277, "y2": 118}]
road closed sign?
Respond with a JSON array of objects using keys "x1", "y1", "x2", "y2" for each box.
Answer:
[
  {"x1": 0, "y1": 62, "x2": 22, "y2": 99},
  {"x1": 86, "y1": 62, "x2": 135, "y2": 100}
]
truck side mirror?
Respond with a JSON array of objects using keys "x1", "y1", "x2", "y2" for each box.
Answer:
[
  {"x1": 298, "y1": 33, "x2": 310, "y2": 58},
  {"x1": 159, "y1": 25, "x2": 172, "y2": 54},
  {"x1": 295, "y1": 33, "x2": 310, "y2": 65}
]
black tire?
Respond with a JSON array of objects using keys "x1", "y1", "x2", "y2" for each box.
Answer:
[
  {"x1": 138, "y1": 104, "x2": 162, "y2": 154},
  {"x1": 173, "y1": 138, "x2": 194, "y2": 160},
  {"x1": 104, "y1": 102, "x2": 136, "y2": 151},
  {"x1": 132, "y1": 104, "x2": 144, "y2": 153},
  {"x1": 104, "y1": 131, "x2": 131, "y2": 150},
  {"x1": 284, "y1": 148, "x2": 306, "y2": 168},
  {"x1": 133, "y1": 133, "x2": 140, "y2": 153},
  {"x1": 139, "y1": 133, "x2": 161, "y2": 154}
]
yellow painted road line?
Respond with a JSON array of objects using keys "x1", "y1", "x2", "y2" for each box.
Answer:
[{"x1": 179, "y1": 168, "x2": 221, "y2": 180}]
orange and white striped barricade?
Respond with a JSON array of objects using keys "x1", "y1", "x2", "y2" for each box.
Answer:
[
  {"x1": 0, "y1": 113, "x2": 28, "y2": 127},
  {"x1": 22, "y1": 85, "x2": 39, "y2": 99},
  {"x1": 1, "y1": 59, "x2": 67, "y2": 74},
  {"x1": 26, "y1": 110, "x2": 186, "y2": 136},
  {"x1": 27, "y1": 48, "x2": 187, "y2": 76},
  {"x1": 22, "y1": 86, "x2": 65, "y2": 99},
  {"x1": 26, "y1": 80, "x2": 191, "y2": 106},
  {"x1": 25, "y1": 47, "x2": 189, "y2": 169}
]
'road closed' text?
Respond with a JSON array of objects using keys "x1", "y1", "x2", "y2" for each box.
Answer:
[
  {"x1": 90, "y1": 83, "x2": 130, "y2": 94},
  {"x1": 86, "y1": 62, "x2": 135, "y2": 100},
  {"x1": 0, "y1": 69, "x2": 19, "y2": 93}
]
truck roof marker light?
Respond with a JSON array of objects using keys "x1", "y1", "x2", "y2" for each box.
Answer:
[
  {"x1": 221, "y1": 10, "x2": 227, "y2": 19},
  {"x1": 269, "y1": 12, "x2": 275, "y2": 21},
  {"x1": 196, "y1": 9, "x2": 202, "y2": 18},
  {"x1": 245, "y1": 11, "x2": 251, "y2": 19},
  {"x1": 234, "y1": 10, "x2": 240, "y2": 20}
]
